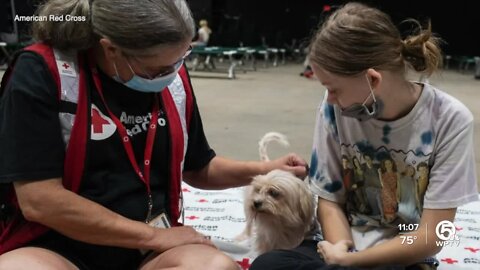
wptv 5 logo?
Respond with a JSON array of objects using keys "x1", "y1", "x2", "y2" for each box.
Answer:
[{"x1": 435, "y1": 220, "x2": 460, "y2": 247}]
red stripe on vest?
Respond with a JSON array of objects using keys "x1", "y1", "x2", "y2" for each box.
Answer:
[
  {"x1": 63, "y1": 54, "x2": 88, "y2": 192},
  {"x1": 24, "y1": 43, "x2": 62, "y2": 99}
]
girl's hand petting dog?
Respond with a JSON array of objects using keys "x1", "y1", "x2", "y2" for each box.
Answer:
[{"x1": 317, "y1": 240, "x2": 354, "y2": 266}]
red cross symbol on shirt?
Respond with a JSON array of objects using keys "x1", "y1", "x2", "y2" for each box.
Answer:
[
  {"x1": 441, "y1": 258, "x2": 458, "y2": 264},
  {"x1": 62, "y1": 62, "x2": 70, "y2": 69},
  {"x1": 465, "y1": 247, "x2": 480, "y2": 253},
  {"x1": 91, "y1": 109, "x2": 110, "y2": 134},
  {"x1": 185, "y1": 216, "x2": 199, "y2": 220},
  {"x1": 236, "y1": 258, "x2": 251, "y2": 270}
]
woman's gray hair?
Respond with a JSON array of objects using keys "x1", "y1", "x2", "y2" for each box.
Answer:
[{"x1": 32, "y1": 0, "x2": 195, "y2": 52}]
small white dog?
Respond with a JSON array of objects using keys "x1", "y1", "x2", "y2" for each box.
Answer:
[{"x1": 237, "y1": 132, "x2": 315, "y2": 254}]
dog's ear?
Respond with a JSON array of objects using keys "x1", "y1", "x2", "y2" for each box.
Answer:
[{"x1": 298, "y1": 188, "x2": 315, "y2": 225}]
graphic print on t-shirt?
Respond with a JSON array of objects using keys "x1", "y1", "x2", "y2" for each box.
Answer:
[
  {"x1": 91, "y1": 104, "x2": 116, "y2": 140},
  {"x1": 339, "y1": 144, "x2": 431, "y2": 227}
]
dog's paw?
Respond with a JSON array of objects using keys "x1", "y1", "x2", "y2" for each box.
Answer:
[
  {"x1": 212, "y1": 239, "x2": 251, "y2": 254},
  {"x1": 234, "y1": 232, "x2": 248, "y2": 242}
]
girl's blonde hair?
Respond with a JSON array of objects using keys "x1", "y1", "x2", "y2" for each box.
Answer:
[{"x1": 309, "y1": 2, "x2": 443, "y2": 77}]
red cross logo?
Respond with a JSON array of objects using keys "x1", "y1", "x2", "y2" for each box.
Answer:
[
  {"x1": 236, "y1": 258, "x2": 251, "y2": 270},
  {"x1": 62, "y1": 62, "x2": 70, "y2": 69},
  {"x1": 441, "y1": 258, "x2": 458, "y2": 264},
  {"x1": 185, "y1": 216, "x2": 199, "y2": 220},
  {"x1": 465, "y1": 247, "x2": 480, "y2": 253},
  {"x1": 92, "y1": 108, "x2": 111, "y2": 134}
]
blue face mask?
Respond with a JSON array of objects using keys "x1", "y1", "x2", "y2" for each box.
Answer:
[{"x1": 113, "y1": 60, "x2": 182, "y2": 93}]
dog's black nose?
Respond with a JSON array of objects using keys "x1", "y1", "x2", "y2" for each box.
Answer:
[{"x1": 253, "y1": 200, "x2": 262, "y2": 209}]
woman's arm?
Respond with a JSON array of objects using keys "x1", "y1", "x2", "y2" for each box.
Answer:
[
  {"x1": 14, "y1": 178, "x2": 212, "y2": 252},
  {"x1": 183, "y1": 154, "x2": 308, "y2": 189},
  {"x1": 320, "y1": 208, "x2": 456, "y2": 267}
]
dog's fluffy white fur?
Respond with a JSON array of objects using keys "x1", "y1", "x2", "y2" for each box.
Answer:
[{"x1": 237, "y1": 132, "x2": 315, "y2": 254}]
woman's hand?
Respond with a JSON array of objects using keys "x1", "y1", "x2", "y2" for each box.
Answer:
[
  {"x1": 269, "y1": 153, "x2": 308, "y2": 178},
  {"x1": 153, "y1": 226, "x2": 215, "y2": 253},
  {"x1": 317, "y1": 240, "x2": 353, "y2": 266}
]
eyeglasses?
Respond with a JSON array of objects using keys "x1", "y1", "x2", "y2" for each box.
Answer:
[{"x1": 125, "y1": 45, "x2": 193, "y2": 79}]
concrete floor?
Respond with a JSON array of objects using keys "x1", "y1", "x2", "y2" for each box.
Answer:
[
  {"x1": 1, "y1": 63, "x2": 479, "y2": 189},
  {"x1": 188, "y1": 64, "x2": 480, "y2": 190}
]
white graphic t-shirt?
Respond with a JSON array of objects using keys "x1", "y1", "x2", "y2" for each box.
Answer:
[{"x1": 310, "y1": 83, "x2": 478, "y2": 250}]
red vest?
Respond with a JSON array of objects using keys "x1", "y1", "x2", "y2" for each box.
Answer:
[{"x1": 0, "y1": 43, "x2": 193, "y2": 253}]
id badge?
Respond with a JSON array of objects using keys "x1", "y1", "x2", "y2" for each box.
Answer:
[{"x1": 147, "y1": 212, "x2": 171, "y2": 229}]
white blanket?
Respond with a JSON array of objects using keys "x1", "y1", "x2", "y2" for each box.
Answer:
[{"x1": 182, "y1": 182, "x2": 480, "y2": 270}]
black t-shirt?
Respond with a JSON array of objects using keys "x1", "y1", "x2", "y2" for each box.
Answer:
[{"x1": 0, "y1": 52, "x2": 216, "y2": 222}]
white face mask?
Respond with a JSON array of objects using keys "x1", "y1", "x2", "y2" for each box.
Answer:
[
  {"x1": 113, "y1": 60, "x2": 182, "y2": 93},
  {"x1": 340, "y1": 75, "x2": 383, "y2": 121}
]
